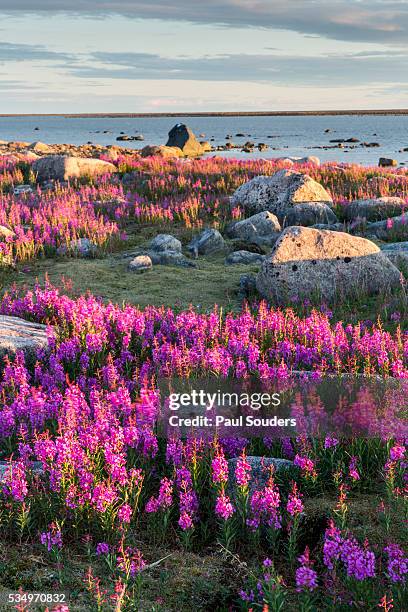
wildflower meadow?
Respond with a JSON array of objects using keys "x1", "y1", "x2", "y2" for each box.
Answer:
[{"x1": 0, "y1": 153, "x2": 406, "y2": 611}]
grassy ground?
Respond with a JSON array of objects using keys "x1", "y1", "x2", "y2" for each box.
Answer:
[
  {"x1": 0, "y1": 248, "x2": 406, "y2": 328},
  {"x1": 0, "y1": 493, "x2": 404, "y2": 611},
  {"x1": 0, "y1": 252, "x2": 258, "y2": 313}
]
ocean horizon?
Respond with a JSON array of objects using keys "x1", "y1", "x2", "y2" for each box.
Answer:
[{"x1": 1, "y1": 112, "x2": 408, "y2": 165}]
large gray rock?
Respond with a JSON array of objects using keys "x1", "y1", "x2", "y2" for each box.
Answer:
[
  {"x1": 225, "y1": 251, "x2": 265, "y2": 266},
  {"x1": 311, "y1": 223, "x2": 344, "y2": 231},
  {"x1": 276, "y1": 156, "x2": 320, "y2": 166},
  {"x1": 379, "y1": 158, "x2": 397, "y2": 167},
  {"x1": 344, "y1": 197, "x2": 407, "y2": 222},
  {"x1": 33, "y1": 155, "x2": 117, "y2": 182},
  {"x1": 141, "y1": 145, "x2": 183, "y2": 159},
  {"x1": 187, "y1": 228, "x2": 225, "y2": 257},
  {"x1": 382, "y1": 242, "x2": 408, "y2": 271},
  {"x1": 367, "y1": 215, "x2": 408, "y2": 241},
  {"x1": 166, "y1": 124, "x2": 205, "y2": 157},
  {"x1": 282, "y1": 202, "x2": 338, "y2": 227},
  {"x1": 149, "y1": 234, "x2": 182, "y2": 253},
  {"x1": 228, "y1": 457, "x2": 295, "y2": 495},
  {"x1": 29, "y1": 141, "x2": 54, "y2": 155},
  {"x1": 226, "y1": 211, "x2": 281, "y2": 242},
  {"x1": 0, "y1": 316, "x2": 48, "y2": 363},
  {"x1": 256, "y1": 227, "x2": 401, "y2": 304},
  {"x1": 381, "y1": 241, "x2": 408, "y2": 252},
  {"x1": 230, "y1": 170, "x2": 333, "y2": 219},
  {"x1": 57, "y1": 238, "x2": 97, "y2": 257}
]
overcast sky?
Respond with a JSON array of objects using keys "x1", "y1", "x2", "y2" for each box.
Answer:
[{"x1": 0, "y1": 1, "x2": 407, "y2": 113}]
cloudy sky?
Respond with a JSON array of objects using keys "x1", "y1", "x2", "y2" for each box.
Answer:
[{"x1": 0, "y1": 1, "x2": 407, "y2": 113}]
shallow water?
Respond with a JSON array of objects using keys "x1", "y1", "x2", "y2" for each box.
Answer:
[{"x1": 0, "y1": 114, "x2": 408, "y2": 166}]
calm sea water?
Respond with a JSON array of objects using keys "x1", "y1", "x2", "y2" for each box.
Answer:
[{"x1": 0, "y1": 114, "x2": 407, "y2": 166}]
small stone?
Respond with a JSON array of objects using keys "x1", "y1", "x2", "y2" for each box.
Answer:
[
  {"x1": 57, "y1": 238, "x2": 97, "y2": 258},
  {"x1": 225, "y1": 251, "x2": 265, "y2": 265},
  {"x1": 239, "y1": 274, "x2": 257, "y2": 298},
  {"x1": 187, "y1": 228, "x2": 225, "y2": 256},
  {"x1": 13, "y1": 184, "x2": 33, "y2": 196},
  {"x1": 226, "y1": 211, "x2": 281, "y2": 242},
  {"x1": 128, "y1": 255, "x2": 153, "y2": 273}
]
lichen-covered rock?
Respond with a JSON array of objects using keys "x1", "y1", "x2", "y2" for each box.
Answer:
[
  {"x1": 187, "y1": 228, "x2": 225, "y2": 257},
  {"x1": 230, "y1": 170, "x2": 333, "y2": 218},
  {"x1": 228, "y1": 456, "x2": 295, "y2": 495},
  {"x1": 166, "y1": 124, "x2": 205, "y2": 157},
  {"x1": 33, "y1": 155, "x2": 117, "y2": 182},
  {"x1": 379, "y1": 158, "x2": 398, "y2": 167},
  {"x1": 149, "y1": 234, "x2": 182, "y2": 253},
  {"x1": 0, "y1": 225, "x2": 15, "y2": 239},
  {"x1": 13, "y1": 184, "x2": 33, "y2": 196},
  {"x1": 29, "y1": 141, "x2": 54, "y2": 154},
  {"x1": 147, "y1": 250, "x2": 195, "y2": 267},
  {"x1": 128, "y1": 255, "x2": 153, "y2": 273},
  {"x1": 0, "y1": 316, "x2": 48, "y2": 363},
  {"x1": 367, "y1": 215, "x2": 408, "y2": 241},
  {"x1": 225, "y1": 250, "x2": 265, "y2": 265},
  {"x1": 57, "y1": 238, "x2": 97, "y2": 257},
  {"x1": 141, "y1": 145, "x2": 183, "y2": 158},
  {"x1": 382, "y1": 242, "x2": 408, "y2": 271},
  {"x1": 344, "y1": 197, "x2": 407, "y2": 222},
  {"x1": 276, "y1": 156, "x2": 320, "y2": 166},
  {"x1": 256, "y1": 226, "x2": 401, "y2": 304},
  {"x1": 282, "y1": 202, "x2": 338, "y2": 227},
  {"x1": 227, "y1": 211, "x2": 281, "y2": 242}
]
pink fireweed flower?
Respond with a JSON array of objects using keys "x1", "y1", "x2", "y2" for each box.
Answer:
[
  {"x1": 96, "y1": 542, "x2": 110, "y2": 556},
  {"x1": 389, "y1": 444, "x2": 405, "y2": 461},
  {"x1": 378, "y1": 594, "x2": 394, "y2": 612},
  {"x1": 324, "y1": 436, "x2": 339, "y2": 449},
  {"x1": 212, "y1": 449, "x2": 229, "y2": 486},
  {"x1": 1, "y1": 460, "x2": 28, "y2": 502},
  {"x1": 247, "y1": 476, "x2": 281, "y2": 530},
  {"x1": 348, "y1": 456, "x2": 360, "y2": 481},
  {"x1": 215, "y1": 492, "x2": 234, "y2": 520},
  {"x1": 117, "y1": 547, "x2": 146, "y2": 577},
  {"x1": 235, "y1": 452, "x2": 251, "y2": 487},
  {"x1": 384, "y1": 543, "x2": 408, "y2": 583},
  {"x1": 324, "y1": 522, "x2": 375, "y2": 579},
  {"x1": 294, "y1": 454, "x2": 317, "y2": 479},
  {"x1": 341, "y1": 537, "x2": 376, "y2": 580},
  {"x1": 323, "y1": 521, "x2": 343, "y2": 570},
  {"x1": 40, "y1": 524, "x2": 63, "y2": 552},
  {"x1": 287, "y1": 482, "x2": 303, "y2": 516},
  {"x1": 145, "y1": 477, "x2": 173, "y2": 513},
  {"x1": 296, "y1": 547, "x2": 318, "y2": 592},
  {"x1": 178, "y1": 511, "x2": 193, "y2": 531},
  {"x1": 117, "y1": 503, "x2": 132, "y2": 523}
]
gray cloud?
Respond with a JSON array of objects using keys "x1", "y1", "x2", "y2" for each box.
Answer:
[
  {"x1": 0, "y1": 1, "x2": 407, "y2": 45},
  {"x1": 65, "y1": 50, "x2": 408, "y2": 86},
  {"x1": 0, "y1": 41, "x2": 73, "y2": 62}
]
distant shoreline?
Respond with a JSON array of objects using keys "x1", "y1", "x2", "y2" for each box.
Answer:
[{"x1": 1, "y1": 109, "x2": 408, "y2": 118}]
